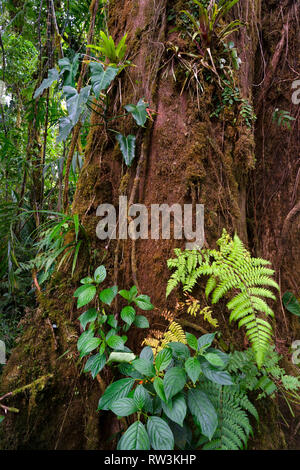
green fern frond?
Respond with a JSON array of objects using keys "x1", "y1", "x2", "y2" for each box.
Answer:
[{"x1": 166, "y1": 229, "x2": 279, "y2": 367}]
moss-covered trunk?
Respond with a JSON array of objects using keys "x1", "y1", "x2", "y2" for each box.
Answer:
[{"x1": 0, "y1": 0, "x2": 299, "y2": 449}]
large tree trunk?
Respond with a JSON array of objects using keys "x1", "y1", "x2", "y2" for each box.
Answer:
[{"x1": 0, "y1": 0, "x2": 299, "y2": 450}]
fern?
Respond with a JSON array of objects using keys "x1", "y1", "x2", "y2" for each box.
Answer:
[
  {"x1": 143, "y1": 321, "x2": 186, "y2": 355},
  {"x1": 197, "y1": 380, "x2": 257, "y2": 450},
  {"x1": 167, "y1": 229, "x2": 279, "y2": 368}
]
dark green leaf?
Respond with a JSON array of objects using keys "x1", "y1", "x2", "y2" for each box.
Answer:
[
  {"x1": 84, "y1": 353, "x2": 106, "y2": 378},
  {"x1": 155, "y1": 348, "x2": 172, "y2": 372},
  {"x1": 282, "y1": 292, "x2": 300, "y2": 317},
  {"x1": 197, "y1": 333, "x2": 216, "y2": 351},
  {"x1": 153, "y1": 377, "x2": 167, "y2": 403},
  {"x1": 98, "y1": 378, "x2": 135, "y2": 410},
  {"x1": 168, "y1": 342, "x2": 190, "y2": 360},
  {"x1": 110, "y1": 398, "x2": 138, "y2": 417},
  {"x1": 117, "y1": 421, "x2": 150, "y2": 450},
  {"x1": 187, "y1": 389, "x2": 218, "y2": 440},
  {"x1": 140, "y1": 346, "x2": 154, "y2": 362},
  {"x1": 74, "y1": 284, "x2": 97, "y2": 308},
  {"x1": 147, "y1": 417, "x2": 174, "y2": 450},
  {"x1": 133, "y1": 294, "x2": 154, "y2": 310},
  {"x1": 125, "y1": 98, "x2": 149, "y2": 127},
  {"x1": 186, "y1": 332, "x2": 198, "y2": 351},
  {"x1": 90, "y1": 62, "x2": 119, "y2": 97},
  {"x1": 116, "y1": 133, "x2": 136, "y2": 167},
  {"x1": 204, "y1": 352, "x2": 225, "y2": 368},
  {"x1": 185, "y1": 357, "x2": 202, "y2": 384},
  {"x1": 78, "y1": 308, "x2": 97, "y2": 330},
  {"x1": 107, "y1": 335, "x2": 125, "y2": 350},
  {"x1": 200, "y1": 358, "x2": 233, "y2": 385},
  {"x1": 133, "y1": 315, "x2": 149, "y2": 328},
  {"x1": 34, "y1": 68, "x2": 59, "y2": 98},
  {"x1": 133, "y1": 385, "x2": 152, "y2": 411},
  {"x1": 121, "y1": 306, "x2": 136, "y2": 325},
  {"x1": 132, "y1": 358, "x2": 155, "y2": 377},
  {"x1": 163, "y1": 367, "x2": 187, "y2": 401},
  {"x1": 162, "y1": 392, "x2": 187, "y2": 427},
  {"x1": 99, "y1": 286, "x2": 118, "y2": 305}
]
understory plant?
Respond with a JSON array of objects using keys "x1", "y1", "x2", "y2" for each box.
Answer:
[{"x1": 166, "y1": 229, "x2": 279, "y2": 368}]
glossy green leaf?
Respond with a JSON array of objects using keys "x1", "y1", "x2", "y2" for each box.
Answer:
[
  {"x1": 200, "y1": 358, "x2": 233, "y2": 385},
  {"x1": 163, "y1": 367, "x2": 187, "y2": 401},
  {"x1": 116, "y1": 133, "x2": 136, "y2": 167},
  {"x1": 162, "y1": 392, "x2": 187, "y2": 427},
  {"x1": 186, "y1": 332, "x2": 198, "y2": 351},
  {"x1": 197, "y1": 333, "x2": 216, "y2": 351},
  {"x1": 121, "y1": 306, "x2": 136, "y2": 325},
  {"x1": 132, "y1": 358, "x2": 155, "y2": 377},
  {"x1": 94, "y1": 265, "x2": 107, "y2": 283},
  {"x1": 155, "y1": 348, "x2": 172, "y2": 372},
  {"x1": 99, "y1": 286, "x2": 118, "y2": 305},
  {"x1": 74, "y1": 284, "x2": 97, "y2": 308},
  {"x1": 133, "y1": 294, "x2": 154, "y2": 311},
  {"x1": 153, "y1": 377, "x2": 167, "y2": 403},
  {"x1": 125, "y1": 98, "x2": 149, "y2": 127},
  {"x1": 133, "y1": 315, "x2": 149, "y2": 329},
  {"x1": 90, "y1": 62, "x2": 119, "y2": 97},
  {"x1": 187, "y1": 389, "x2": 218, "y2": 440},
  {"x1": 84, "y1": 353, "x2": 106, "y2": 378},
  {"x1": 117, "y1": 421, "x2": 150, "y2": 450},
  {"x1": 185, "y1": 357, "x2": 202, "y2": 384},
  {"x1": 204, "y1": 352, "x2": 225, "y2": 368},
  {"x1": 282, "y1": 292, "x2": 300, "y2": 317},
  {"x1": 78, "y1": 307, "x2": 97, "y2": 330},
  {"x1": 98, "y1": 378, "x2": 135, "y2": 410},
  {"x1": 107, "y1": 335, "x2": 125, "y2": 350},
  {"x1": 110, "y1": 398, "x2": 138, "y2": 417}
]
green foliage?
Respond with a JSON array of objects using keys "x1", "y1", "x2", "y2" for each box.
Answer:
[
  {"x1": 75, "y1": 266, "x2": 153, "y2": 378},
  {"x1": 166, "y1": 229, "x2": 279, "y2": 367},
  {"x1": 272, "y1": 109, "x2": 295, "y2": 130},
  {"x1": 282, "y1": 292, "x2": 300, "y2": 317},
  {"x1": 97, "y1": 327, "x2": 259, "y2": 450},
  {"x1": 181, "y1": 0, "x2": 242, "y2": 53},
  {"x1": 88, "y1": 31, "x2": 129, "y2": 66},
  {"x1": 115, "y1": 134, "x2": 136, "y2": 167}
]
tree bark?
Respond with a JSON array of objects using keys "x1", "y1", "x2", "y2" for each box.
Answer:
[{"x1": 0, "y1": 0, "x2": 299, "y2": 450}]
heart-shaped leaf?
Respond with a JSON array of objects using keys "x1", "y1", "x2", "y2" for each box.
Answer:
[{"x1": 116, "y1": 133, "x2": 136, "y2": 167}]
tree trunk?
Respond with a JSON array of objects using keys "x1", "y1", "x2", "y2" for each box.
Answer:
[{"x1": 0, "y1": 0, "x2": 299, "y2": 450}]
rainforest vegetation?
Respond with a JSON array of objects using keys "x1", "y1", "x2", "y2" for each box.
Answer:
[{"x1": 0, "y1": 0, "x2": 299, "y2": 451}]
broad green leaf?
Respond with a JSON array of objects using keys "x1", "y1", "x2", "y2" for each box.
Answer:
[
  {"x1": 133, "y1": 315, "x2": 149, "y2": 328},
  {"x1": 107, "y1": 314, "x2": 118, "y2": 329},
  {"x1": 110, "y1": 398, "x2": 138, "y2": 417},
  {"x1": 162, "y1": 392, "x2": 187, "y2": 427},
  {"x1": 200, "y1": 358, "x2": 233, "y2": 385},
  {"x1": 132, "y1": 358, "x2": 155, "y2": 377},
  {"x1": 125, "y1": 98, "x2": 149, "y2": 127},
  {"x1": 187, "y1": 389, "x2": 218, "y2": 440},
  {"x1": 98, "y1": 378, "x2": 135, "y2": 410},
  {"x1": 153, "y1": 377, "x2": 167, "y2": 403},
  {"x1": 57, "y1": 85, "x2": 91, "y2": 142},
  {"x1": 282, "y1": 292, "x2": 300, "y2": 317},
  {"x1": 107, "y1": 352, "x2": 136, "y2": 364},
  {"x1": 77, "y1": 333, "x2": 101, "y2": 358},
  {"x1": 121, "y1": 306, "x2": 136, "y2": 325},
  {"x1": 197, "y1": 333, "x2": 216, "y2": 350},
  {"x1": 163, "y1": 367, "x2": 187, "y2": 401},
  {"x1": 204, "y1": 352, "x2": 225, "y2": 368},
  {"x1": 58, "y1": 54, "x2": 79, "y2": 87},
  {"x1": 155, "y1": 348, "x2": 172, "y2": 372},
  {"x1": 94, "y1": 265, "x2": 107, "y2": 283},
  {"x1": 168, "y1": 342, "x2": 190, "y2": 360},
  {"x1": 133, "y1": 294, "x2": 154, "y2": 310},
  {"x1": 107, "y1": 335, "x2": 125, "y2": 350},
  {"x1": 185, "y1": 357, "x2": 202, "y2": 384},
  {"x1": 78, "y1": 307, "x2": 97, "y2": 330},
  {"x1": 147, "y1": 417, "x2": 174, "y2": 450},
  {"x1": 116, "y1": 133, "x2": 136, "y2": 167},
  {"x1": 74, "y1": 284, "x2": 96, "y2": 308},
  {"x1": 34, "y1": 68, "x2": 59, "y2": 98},
  {"x1": 99, "y1": 286, "x2": 118, "y2": 305},
  {"x1": 0, "y1": 416, "x2": 4, "y2": 424},
  {"x1": 84, "y1": 353, "x2": 106, "y2": 378},
  {"x1": 186, "y1": 332, "x2": 198, "y2": 351},
  {"x1": 89, "y1": 62, "x2": 119, "y2": 97},
  {"x1": 117, "y1": 421, "x2": 150, "y2": 450},
  {"x1": 133, "y1": 385, "x2": 151, "y2": 411},
  {"x1": 140, "y1": 346, "x2": 154, "y2": 362}
]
